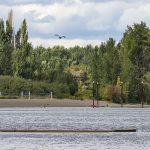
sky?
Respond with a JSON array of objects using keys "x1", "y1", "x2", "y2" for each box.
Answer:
[{"x1": 0, "y1": 0, "x2": 150, "y2": 47}]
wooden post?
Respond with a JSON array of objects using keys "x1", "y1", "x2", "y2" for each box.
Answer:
[
  {"x1": 92, "y1": 81, "x2": 95, "y2": 108},
  {"x1": 96, "y1": 82, "x2": 99, "y2": 106},
  {"x1": 120, "y1": 81, "x2": 123, "y2": 108},
  {"x1": 141, "y1": 81, "x2": 144, "y2": 108}
]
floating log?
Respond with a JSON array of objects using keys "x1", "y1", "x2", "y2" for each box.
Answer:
[
  {"x1": 113, "y1": 129, "x2": 137, "y2": 132},
  {"x1": 0, "y1": 129, "x2": 136, "y2": 133}
]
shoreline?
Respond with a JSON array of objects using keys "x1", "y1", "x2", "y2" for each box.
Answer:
[{"x1": 0, "y1": 98, "x2": 149, "y2": 108}]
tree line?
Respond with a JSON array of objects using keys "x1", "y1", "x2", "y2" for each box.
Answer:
[{"x1": 0, "y1": 10, "x2": 150, "y2": 102}]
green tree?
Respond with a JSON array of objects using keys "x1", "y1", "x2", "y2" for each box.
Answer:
[
  {"x1": 143, "y1": 72, "x2": 150, "y2": 104},
  {"x1": 121, "y1": 22, "x2": 150, "y2": 102},
  {"x1": 4, "y1": 10, "x2": 14, "y2": 75},
  {"x1": 102, "y1": 38, "x2": 120, "y2": 85},
  {"x1": 13, "y1": 19, "x2": 32, "y2": 79},
  {"x1": 0, "y1": 10, "x2": 14, "y2": 76},
  {"x1": 0, "y1": 19, "x2": 6, "y2": 74}
]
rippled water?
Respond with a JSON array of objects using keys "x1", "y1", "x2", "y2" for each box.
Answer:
[{"x1": 0, "y1": 107, "x2": 150, "y2": 150}]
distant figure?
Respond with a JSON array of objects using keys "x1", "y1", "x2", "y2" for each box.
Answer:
[
  {"x1": 43, "y1": 104, "x2": 49, "y2": 108},
  {"x1": 55, "y1": 34, "x2": 66, "y2": 39}
]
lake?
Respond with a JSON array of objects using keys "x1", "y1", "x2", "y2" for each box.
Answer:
[{"x1": 0, "y1": 107, "x2": 150, "y2": 150}]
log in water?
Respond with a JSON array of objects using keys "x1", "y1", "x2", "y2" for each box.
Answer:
[{"x1": 0, "y1": 129, "x2": 136, "y2": 133}]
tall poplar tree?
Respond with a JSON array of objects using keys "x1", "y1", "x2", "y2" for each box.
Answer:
[
  {"x1": 0, "y1": 19, "x2": 6, "y2": 74},
  {"x1": 4, "y1": 10, "x2": 14, "y2": 75},
  {"x1": 13, "y1": 19, "x2": 32, "y2": 79}
]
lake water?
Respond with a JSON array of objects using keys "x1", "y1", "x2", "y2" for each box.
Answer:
[{"x1": 0, "y1": 107, "x2": 150, "y2": 150}]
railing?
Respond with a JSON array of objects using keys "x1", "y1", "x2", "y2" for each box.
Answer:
[{"x1": 0, "y1": 91, "x2": 53, "y2": 100}]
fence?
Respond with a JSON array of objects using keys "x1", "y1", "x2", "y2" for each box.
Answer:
[{"x1": 0, "y1": 91, "x2": 53, "y2": 100}]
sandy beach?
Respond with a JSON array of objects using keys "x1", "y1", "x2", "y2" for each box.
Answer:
[{"x1": 0, "y1": 98, "x2": 149, "y2": 108}]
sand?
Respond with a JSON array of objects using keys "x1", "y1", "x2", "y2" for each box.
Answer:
[{"x1": 0, "y1": 98, "x2": 149, "y2": 108}]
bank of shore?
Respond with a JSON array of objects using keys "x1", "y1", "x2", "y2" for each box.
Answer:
[{"x1": 0, "y1": 98, "x2": 149, "y2": 108}]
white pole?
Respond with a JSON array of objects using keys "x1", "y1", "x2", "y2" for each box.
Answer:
[
  {"x1": 29, "y1": 91, "x2": 31, "y2": 100},
  {"x1": 50, "y1": 91, "x2": 53, "y2": 100},
  {"x1": 21, "y1": 91, "x2": 23, "y2": 99},
  {"x1": 0, "y1": 92, "x2": 1, "y2": 96}
]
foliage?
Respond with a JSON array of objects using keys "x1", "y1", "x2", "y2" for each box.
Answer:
[
  {"x1": 120, "y1": 22, "x2": 150, "y2": 102},
  {"x1": 0, "y1": 11, "x2": 150, "y2": 102},
  {"x1": 143, "y1": 72, "x2": 150, "y2": 104},
  {"x1": 0, "y1": 76, "x2": 77, "y2": 98},
  {"x1": 75, "y1": 89, "x2": 92, "y2": 100}
]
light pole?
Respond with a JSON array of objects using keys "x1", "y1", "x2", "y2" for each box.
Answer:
[
  {"x1": 96, "y1": 82, "x2": 99, "y2": 106},
  {"x1": 120, "y1": 81, "x2": 123, "y2": 108},
  {"x1": 141, "y1": 81, "x2": 144, "y2": 108},
  {"x1": 92, "y1": 81, "x2": 95, "y2": 108}
]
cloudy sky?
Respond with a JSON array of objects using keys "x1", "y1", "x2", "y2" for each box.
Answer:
[{"x1": 0, "y1": 0, "x2": 150, "y2": 47}]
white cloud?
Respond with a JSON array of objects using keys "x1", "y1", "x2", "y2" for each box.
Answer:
[
  {"x1": 30, "y1": 38, "x2": 103, "y2": 48},
  {"x1": 117, "y1": 4, "x2": 150, "y2": 31},
  {"x1": 0, "y1": 0, "x2": 150, "y2": 47}
]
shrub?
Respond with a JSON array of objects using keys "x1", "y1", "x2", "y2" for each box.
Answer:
[
  {"x1": 0, "y1": 76, "x2": 28, "y2": 95},
  {"x1": 75, "y1": 89, "x2": 92, "y2": 100},
  {"x1": 100, "y1": 84, "x2": 125, "y2": 103},
  {"x1": 0, "y1": 76, "x2": 78, "y2": 98}
]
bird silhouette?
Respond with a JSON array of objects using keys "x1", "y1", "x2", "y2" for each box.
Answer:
[{"x1": 55, "y1": 34, "x2": 66, "y2": 39}]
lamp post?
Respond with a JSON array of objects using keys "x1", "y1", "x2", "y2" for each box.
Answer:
[
  {"x1": 92, "y1": 81, "x2": 95, "y2": 108},
  {"x1": 96, "y1": 82, "x2": 99, "y2": 106},
  {"x1": 141, "y1": 81, "x2": 144, "y2": 108},
  {"x1": 120, "y1": 81, "x2": 123, "y2": 108}
]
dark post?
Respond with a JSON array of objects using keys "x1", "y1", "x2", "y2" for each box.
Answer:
[
  {"x1": 92, "y1": 81, "x2": 95, "y2": 107},
  {"x1": 120, "y1": 81, "x2": 123, "y2": 108},
  {"x1": 96, "y1": 82, "x2": 99, "y2": 106},
  {"x1": 141, "y1": 81, "x2": 144, "y2": 108}
]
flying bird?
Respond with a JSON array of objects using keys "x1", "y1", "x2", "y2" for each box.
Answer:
[{"x1": 55, "y1": 34, "x2": 66, "y2": 39}]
